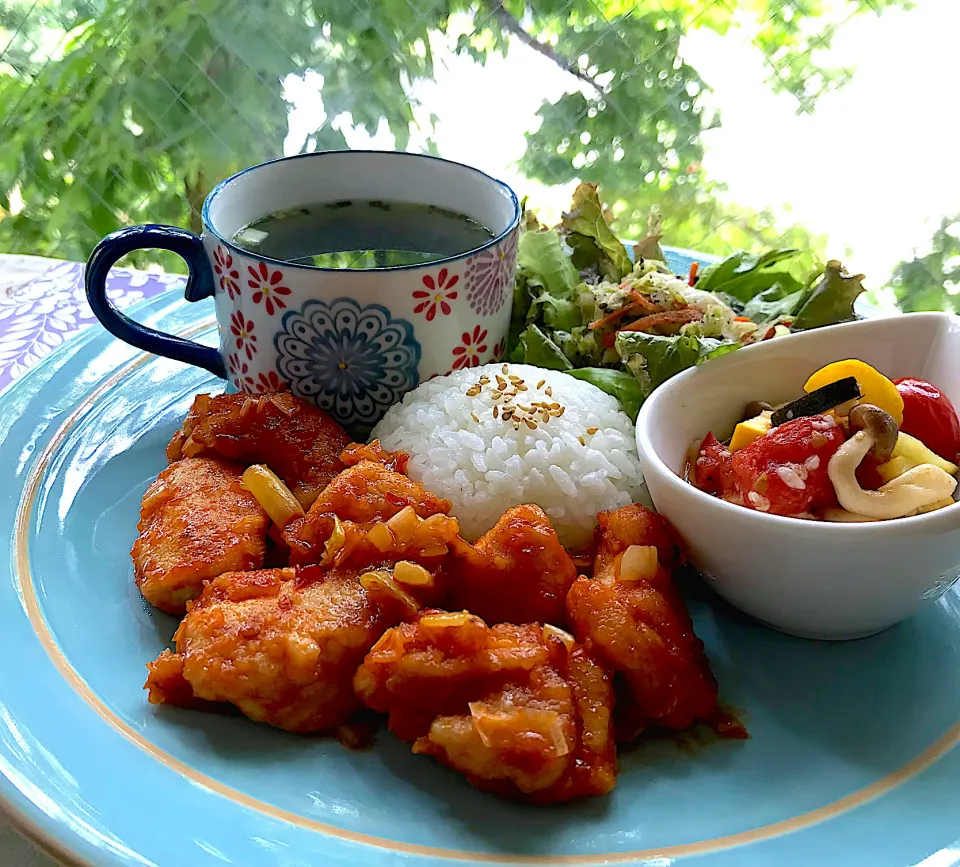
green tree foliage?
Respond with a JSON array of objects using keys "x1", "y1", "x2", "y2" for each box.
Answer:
[
  {"x1": 888, "y1": 215, "x2": 960, "y2": 313},
  {"x1": 0, "y1": 0, "x2": 908, "y2": 267}
]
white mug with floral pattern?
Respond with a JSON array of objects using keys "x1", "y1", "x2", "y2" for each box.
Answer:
[{"x1": 85, "y1": 151, "x2": 521, "y2": 432}]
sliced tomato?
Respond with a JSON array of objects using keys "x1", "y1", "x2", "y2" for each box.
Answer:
[
  {"x1": 730, "y1": 416, "x2": 846, "y2": 516},
  {"x1": 691, "y1": 433, "x2": 735, "y2": 497}
]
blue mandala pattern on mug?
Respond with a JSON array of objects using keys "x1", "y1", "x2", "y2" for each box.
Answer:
[{"x1": 274, "y1": 298, "x2": 421, "y2": 428}]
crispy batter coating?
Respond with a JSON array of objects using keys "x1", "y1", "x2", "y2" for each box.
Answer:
[
  {"x1": 448, "y1": 504, "x2": 578, "y2": 627},
  {"x1": 285, "y1": 516, "x2": 457, "y2": 612},
  {"x1": 142, "y1": 648, "x2": 202, "y2": 708},
  {"x1": 354, "y1": 612, "x2": 616, "y2": 803},
  {"x1": 131, "y1": 457, "x2": 269, "y2": 614},
  {"x1": 166, "y1": 392, "x2": 350, "y2": 507},
  {"x1": 592, "y1": 502, "x2": 680, "y2": 575},
  {"x1": 566, "y1": 505, "x2": 718, "y2": 740},
  {"x1": 340, "y1": 440, "x2": 408, "y2": 474},
  {"x1": 145, "y1": 566, "x2": 405, "y2": 733},
  {"x1": 308, "y1": 459, "x2": 451, "y2": 524},
  {"x1": 284, "y1": 460, "x2": 452, "y2": 566}
]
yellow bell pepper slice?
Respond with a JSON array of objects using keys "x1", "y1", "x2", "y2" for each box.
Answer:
[{"x1": 803, "y1": 359, "x2": 904, "y2": 425}]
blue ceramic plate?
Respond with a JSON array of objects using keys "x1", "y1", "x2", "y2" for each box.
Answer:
[{"x1": 1, "y1": 290, "x2": 959, "y2": 867}]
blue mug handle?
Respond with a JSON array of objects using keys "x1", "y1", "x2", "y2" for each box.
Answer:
[{"x1": 85, "y1": 224, "x2": 226, "y2": 378}]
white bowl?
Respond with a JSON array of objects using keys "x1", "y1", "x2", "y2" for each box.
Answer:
[{"x1": 635, "y1": 312, "x2": 960, "y2": 640}]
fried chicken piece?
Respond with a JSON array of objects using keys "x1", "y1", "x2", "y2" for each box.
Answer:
[
  {"x1": 145, "y1": 565, "x2": 409, "y2": 733},
  {"x1": 566, "y1": 505, "x2": 719, "y2": 740},
  {"x1": 354, "y1": 611, "x2": 616, "y2": 803},
  {"x1": 307, "y1": 459, "x2": 451, "y2": 524},
  {"x1": 166, "y1": 392, "x2": 350, "y2": 508},
  {"x1": 592, "y1": 502, "x2": 680, "y2": 575},
  {"x1": 131, "y1": 457, "x2": 269, "y2": 614},
  {"x1": 447, "y1": 504, "x2": 577, "y2": 627},
  {"x1": 142, "y1": 648, "x2": 202, "y2": 708},
  {"x1": 340, "y1": 440, "x2": 408, "y2": 474},
  {"x1": 284, "y1": 460, "x2": 452, "y2": 566},
  {"x1": 287, "y1": 512, "x2": 461, "y2": 611},
  {"x1": 284, "y1": 459, "x2": 459, "y2": 607}
]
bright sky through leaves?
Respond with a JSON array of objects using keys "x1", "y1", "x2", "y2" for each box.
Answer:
[{"x1": 286, "y1": 0, "x2": 960, "y2": 297}]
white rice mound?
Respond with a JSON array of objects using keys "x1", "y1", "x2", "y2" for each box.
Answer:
[{"x1": 371, "y1": 363, "x2": 644, "y2": 548}]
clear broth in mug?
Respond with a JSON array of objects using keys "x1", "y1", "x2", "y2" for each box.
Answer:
[{"x1": 231, "y1": 199, "x2": 495, "y2": 269}]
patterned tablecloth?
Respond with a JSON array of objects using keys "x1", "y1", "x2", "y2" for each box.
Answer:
[
  {"x1": 0, "y1": 254, "x2": 186, "y2": 393},
  {"x1": 0, "y1": 254, "x2": 185, "y2": 867}
]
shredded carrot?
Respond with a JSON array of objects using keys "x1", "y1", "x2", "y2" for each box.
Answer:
[
  {"x1": 734, "y1": 316, "x2": 751, "y2": 322},
  {"x1": 588, "y1": 303, "x2": 641, "y2": 332},
  {"x1": 630, "y1": 290, "x2": 660, "y2": 311},
  {"x1": 587, "y1": 291, "x2": 659, "y2": 331},
  {"x1": 603, "y1": 308, "x2": 704, "y2": 347},
  {"x1": 618, "y1": 308, "x2": 703, "y2": 333},
  {"x1": 688, "y1": 262, "x2": 699, "y2": 286}
]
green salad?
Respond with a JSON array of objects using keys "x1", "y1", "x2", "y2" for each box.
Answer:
[{"x1": 507, "y1": 183, "x2": 867, "y2": 420}]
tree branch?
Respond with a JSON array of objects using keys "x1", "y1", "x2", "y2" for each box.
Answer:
[{"x1": 483, "y1": 1, "x2": 602, "y2": 92}]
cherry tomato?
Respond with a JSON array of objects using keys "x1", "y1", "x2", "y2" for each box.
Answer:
[
  {"x1": 730, "y1": 416, "x2": 846, "y2": 516},
  {"x1": 893, "y1": 378, "x2": 960, "y2": 463},
  {"x1": 691, "y1": 433, "x2": 735, "y2": 497}
]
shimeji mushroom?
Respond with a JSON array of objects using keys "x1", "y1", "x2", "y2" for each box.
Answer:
[{"x1": 827, "y1": 404, "x2": 957, "y2": 520}]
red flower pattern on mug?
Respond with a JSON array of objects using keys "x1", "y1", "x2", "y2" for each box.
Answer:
[
  {"x1": 412, "y1": 268, "x2": 459, "y2": 321},
  {"x1": 492, "y1": 337, "x2": 506, "y2": 362},
  {"x1": 451, "y1": 325, "x2": 488, "y2": 370},
  {"x1": 255, "y1": 370, "x2": 284, "y2": 393},
  {"x1": 226, "y1": 353, "x2": 255, "y2": 391},
  {"x1": 229, "y1": 311, "x2": 258, "y2": 360},
  {"x1": 213, "y1": 246, "x2": 240, "y2": 299},
  {"x1": 247, "y1": 261, "x2": 292, "y2": 316}
]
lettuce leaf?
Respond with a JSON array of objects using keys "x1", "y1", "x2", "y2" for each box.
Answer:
[
  {"x1": 509, "y1": 228, "x2": 583, "y2": 359},
  {"x1": 516, "y1": 324, "x2": 573, "y2": 371},
  {"x1": 549, "y1": 326, "x2": 605, "y2": 368},
  {"x1": 696, "y1": 249, "x2": 818, "y2": 304},
  {"x1": 734, "y1": 258, "x2": 865, "y2": 330},
  {"x1": 566, "y1": 368, "x2": 645, "y2": 421},
  {"x1": 507, "y1": 274, "x2": 534, "y2": 362},
  {"x1": 517, "y1": 227, "x2": 581, "y2": 300},
  {"x1": 741, "y1": 286, "x2": 809, "y2": 323},
  {"x1": 560, "y1": 183, "x2": 632, "y2": 282},
  {"x1": 516, "y1": 228, "x2": 583, "y2": 331},
  {"x1": 529, "y1": 291, "x2": 581, "y2": 332},
  {"x1": 615, "y1": 331, "x2": 739, "y2": 397},
  {"x1": 791, "y1": 260, "x2": 866, "y2": 330}
]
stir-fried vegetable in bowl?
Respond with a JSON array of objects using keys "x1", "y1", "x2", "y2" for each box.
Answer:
[
  {"x1": 633, "y1": 312, "x2": 960, "y2": 640},
  {"x1": 508, "y1": 183, "x2": 868, "y2": 420},
  {"x1": 687, "y1": 359, "x2": 960, "y2": 522}
]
